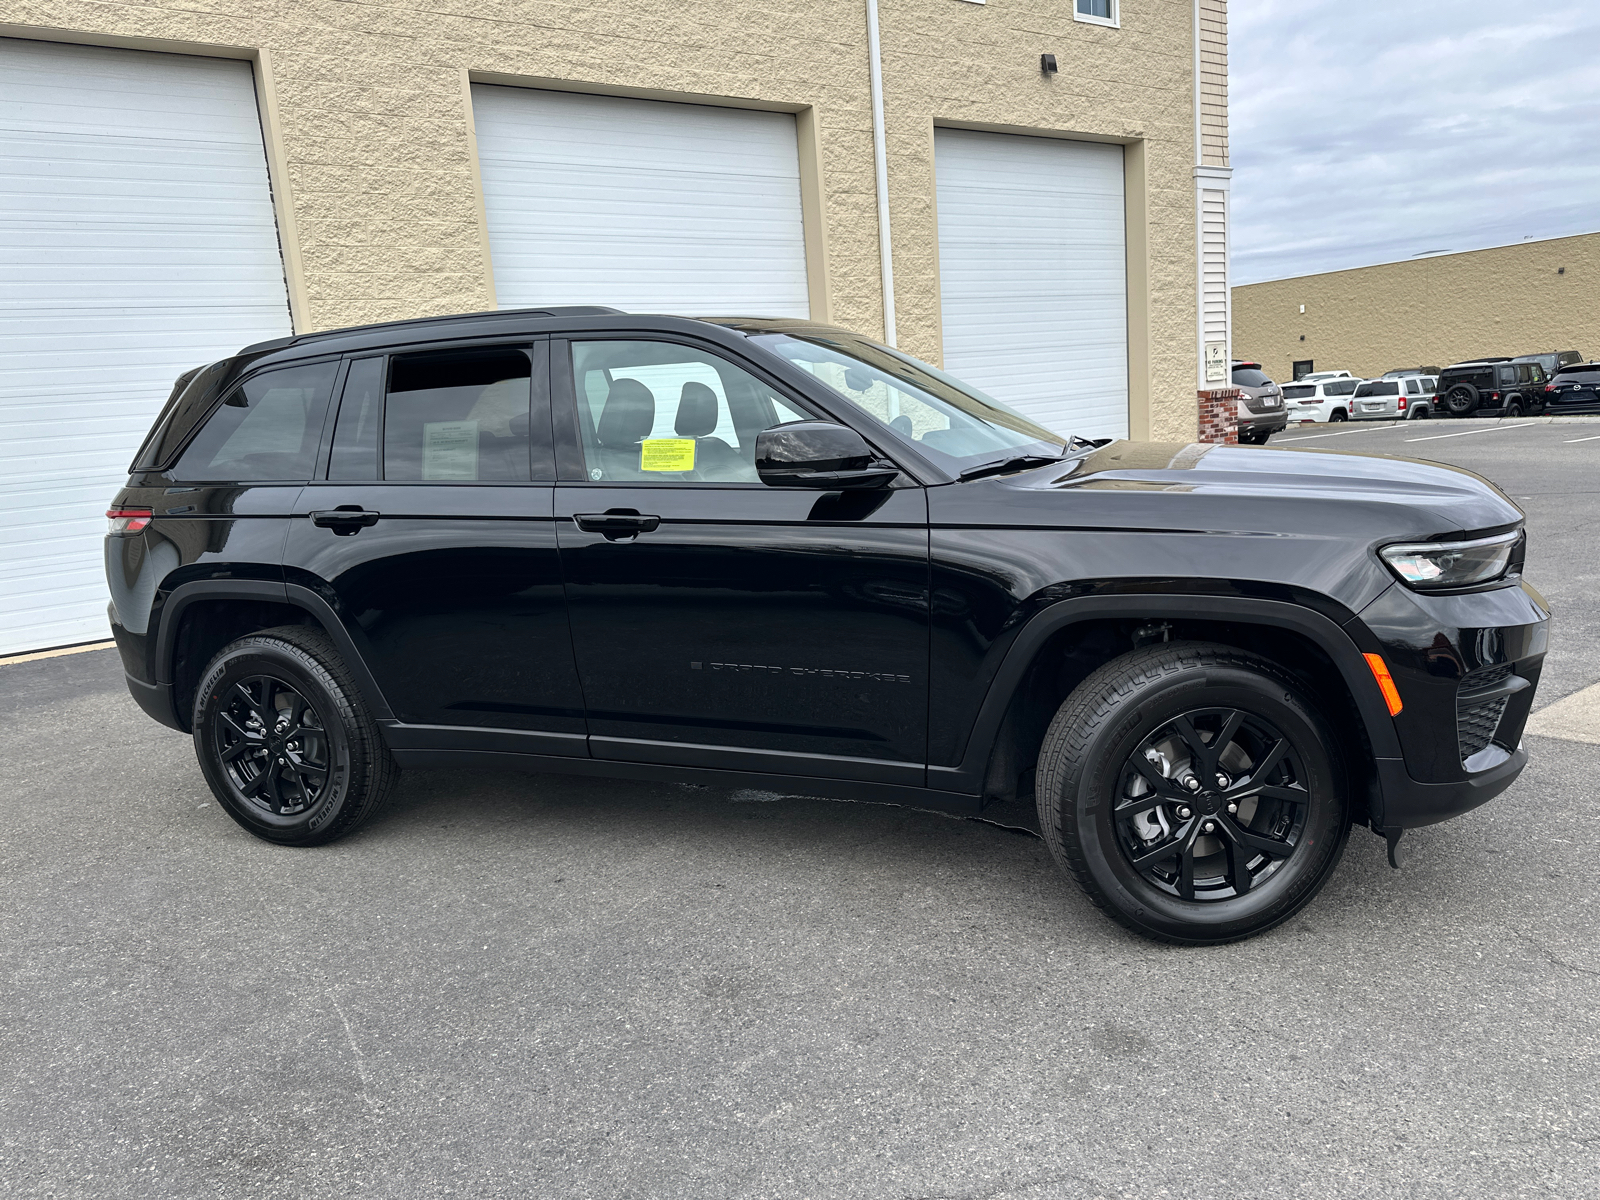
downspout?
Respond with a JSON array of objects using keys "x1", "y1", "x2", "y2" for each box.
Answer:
[
  {"x1": 1193, "y1": 0, "x2": 1205, "y2": 389},
  {"x1": 866, "y1": 0, "x2": 897, "y2": 346}
]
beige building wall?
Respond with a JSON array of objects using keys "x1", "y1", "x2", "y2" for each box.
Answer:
[
  {"x1": 1234, "y1": 233, "x2": 1600, "y2": 381},
  {"x1": 1, "y1": 0, "x2": 1212, "y2": 441}
]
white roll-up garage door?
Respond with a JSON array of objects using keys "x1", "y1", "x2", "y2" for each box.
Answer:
[
  {"x1": 934, "y1": 128, "x2": 1128, "y2": 441},
  {"x1": 472, "y1": 86, "x2": 810, "y2": 318},
  {"x1": 0, "y1": 38, "x2": 293, "y2": 656}
]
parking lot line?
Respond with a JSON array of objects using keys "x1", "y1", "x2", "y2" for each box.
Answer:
[
  {"x1": 1275, "y1": 425, "x2": 1396, "y2": 442},
  {"x1": 1405, "y1": 423, "x2": 1535, "y2": 443},
  {"x1": 1563, "y1": 434, "x2": 1600, "y2": 443}
]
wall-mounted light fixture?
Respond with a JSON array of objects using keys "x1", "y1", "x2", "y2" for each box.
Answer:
[{"x1": 1041, "y1": 54, "x2": 1058, "y2": 74}]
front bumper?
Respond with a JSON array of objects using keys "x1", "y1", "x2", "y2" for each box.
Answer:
[{"x1": 1356, "y1": 578, "x2": 1549, "y2": 829}]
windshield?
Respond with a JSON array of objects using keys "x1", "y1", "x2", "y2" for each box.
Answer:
[{"x1": 750, "y1": 331, "x2": 1065, "y2": 471}]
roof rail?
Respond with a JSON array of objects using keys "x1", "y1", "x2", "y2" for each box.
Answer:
[{"x1": 239, "y1": 306, "x2": 627, "y2": 355}]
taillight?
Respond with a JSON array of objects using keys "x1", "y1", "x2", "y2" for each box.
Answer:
[
  {"x1": 1545, "y1": 383, "x2": 1557, "y2": 393},
  {"x1": 1398, "y1": 397, "x2": 1407, "y2": 410},
  {"x1": 1491, "y1": 392, "x2": 1501, "y2": 401},
  {"x1": 107, "y1": 506, "x2": 152, "y2": 536}
]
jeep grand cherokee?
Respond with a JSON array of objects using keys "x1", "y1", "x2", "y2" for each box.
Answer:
[{"x1": 106, "y1": 309, "x2": 1549, "y2": 944}]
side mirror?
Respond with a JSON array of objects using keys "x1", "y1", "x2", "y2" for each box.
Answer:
[{"x1": 755, "y1": 421, "x2": 899, "y2": 490}]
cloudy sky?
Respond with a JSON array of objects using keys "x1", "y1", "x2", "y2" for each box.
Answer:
[{"x1": 1230, "y1": 0, "x2": 1600, "y2": 284}]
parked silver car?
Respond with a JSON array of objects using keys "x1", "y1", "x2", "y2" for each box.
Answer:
[
  {"x1": 1350, "y1": 378, "x2": 1404, "y2": 421},
  {"x1": 1230, "y1": 361, "x2": 1288, "y2": 444}
]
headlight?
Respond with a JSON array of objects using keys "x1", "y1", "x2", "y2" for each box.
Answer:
[{"x1": 1379, "y1": 531, "x2": 1521, "y2": 590}]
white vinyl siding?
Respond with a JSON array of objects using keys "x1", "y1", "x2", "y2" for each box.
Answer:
[
  {"x1": 0, "y1": 38, "x2": 292, "y2": 656},
  {"x1": 1201, "y1": 188, "x2": 1230, "y2": 348},
  {"x1": 934, "y1": 128, "x2": 1129, "y2": 440},
  {"x1": 472, "y1": 87, "x2": 810, "y2": 318}
]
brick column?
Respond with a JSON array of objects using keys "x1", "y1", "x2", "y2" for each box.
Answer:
[{"x1": 1197, "y1": 387, "x2": 1242, "y2": 444}]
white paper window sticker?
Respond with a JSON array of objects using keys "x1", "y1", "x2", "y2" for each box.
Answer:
[{"x1": 422, "y1": 420, "x2": 479, "y2": 479}]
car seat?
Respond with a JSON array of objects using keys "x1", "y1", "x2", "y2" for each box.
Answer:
[
  {"x1": 594, "y1": 377, "x2": 655, "y2": 480},
  {"x1": 675, "y1": 381, "x2": 754, "y2": 481}
]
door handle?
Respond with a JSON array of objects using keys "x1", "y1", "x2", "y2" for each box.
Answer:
[
  {"x1": 573, "y1": 510, "x2": 661, "y2": 540},
  {"x1": 310, "y1": 506, "x2": 381, "y2": 535}
]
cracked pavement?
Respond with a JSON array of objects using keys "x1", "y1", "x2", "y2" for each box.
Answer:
[{"x1": 2, "y1": 422, "x2": 1598, "y2": 1199}]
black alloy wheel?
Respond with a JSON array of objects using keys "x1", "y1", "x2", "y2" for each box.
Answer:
[
  {"x1": 193, "y1": 626, "x2": 397, "y2": 845},
  {"x1": 212, "y1": 675, "x2": 330, "y2": 819},
  {"x1": 1505, "y1": 401, "x2": 1524, "y2": 418},
  {"x1": 1036, "y1": 641, "x2": 1351, "y2": 944},
  {"x1": 1112, "y1": 708, "x2": 1307, "y2": 902}
]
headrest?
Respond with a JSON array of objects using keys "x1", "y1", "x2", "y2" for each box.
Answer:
[
  {"x1": 674, "y1": 381, "x2": 720, "y2": 438},
  {"x1": 596, "y1": 378, "x2": 655, "y2": 448},
  {"x1": 508, "y1": 410, "x2": 530, "y2": 438}
]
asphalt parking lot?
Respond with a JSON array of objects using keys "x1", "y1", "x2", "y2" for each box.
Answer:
[{"x1": 4, "y1": 419, "x2": 1599, "y2": 1199}]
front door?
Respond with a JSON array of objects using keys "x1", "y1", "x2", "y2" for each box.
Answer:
[
  {"x1": 552, "y1": 337, "x2": 931, "y2": 784},
  {"x1": 285, "y1": 340, "x2": 588, "y2": 755}
]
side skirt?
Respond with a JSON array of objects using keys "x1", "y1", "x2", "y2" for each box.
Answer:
[{"x1": 388, "y1": 747, "x2": 983, "y2": 818}]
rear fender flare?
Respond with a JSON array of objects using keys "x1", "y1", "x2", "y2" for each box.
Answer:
[{"x1": 153, "y1": 579, "x2": 394, "y2": 722}]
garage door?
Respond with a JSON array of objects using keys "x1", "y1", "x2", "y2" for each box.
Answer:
[
  {"x1": 472, "y1": 86, "x2": 810, "y2": 318},
  {"x1": 0, "y1": 38, "x2": 293, "y2": 656},
  {"x1": 934, "y1": 128, "x2": 1128, "y2": 440}
]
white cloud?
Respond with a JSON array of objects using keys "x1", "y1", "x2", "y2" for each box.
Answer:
[{"x1": 1231, "y1": 0, "x2": 1600, "y2": 284}]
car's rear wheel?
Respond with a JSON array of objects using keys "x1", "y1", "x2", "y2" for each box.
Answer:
[
  {"x1": 192, "y1": 625, "x2": 397, "y2": 846},
  {"x1": 1036, "y1": 642, "x2": 1352, "y2": 945},
  {"x1": 1444, "y1": 384, "x2": 1480, "y2": 416},
  {"x1": 1410, "y1": 404, "x2": 1430, "y2": 420},
  {"x1": 1329, "y1": 409, "x2": 1347, "y2": 423},
  {"x1": 1505, "y1": 400, "x2": 1524, "y2": 418}
]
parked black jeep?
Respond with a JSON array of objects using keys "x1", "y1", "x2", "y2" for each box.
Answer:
[
  {"x1": 107, "y1": 309, "x2": 1549, "y2": 944},
  {"x1": 1438, "y1": 359, "x2": 1549, "y2": 417}
]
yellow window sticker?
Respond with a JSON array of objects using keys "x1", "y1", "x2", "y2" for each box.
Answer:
[{"x1": 639, "y1": 438, "x2": 696, "y2": 472}]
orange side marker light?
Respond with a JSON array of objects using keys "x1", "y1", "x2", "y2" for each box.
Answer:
[{"x1": 1363, "y1": 653, "x2": 1403, "y2": 716}]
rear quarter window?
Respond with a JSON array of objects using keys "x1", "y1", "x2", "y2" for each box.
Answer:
[{"x1": 170, "y1": 361, "x2": 337, "y2": 482}]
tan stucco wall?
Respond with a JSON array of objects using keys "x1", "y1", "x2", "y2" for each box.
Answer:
[
  {"x1": 1, "y1": 0, "x2": 1206, "y2": 440},
  {"x1": 1234, "y1": 233, "x2": 1600, "y2": 381}
]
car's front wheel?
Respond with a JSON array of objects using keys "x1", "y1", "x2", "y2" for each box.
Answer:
[
  {"x1": 1036, "y1": 642, "x2": 1352, "y2": 944},
  {"x1": 192, "y1": 625, "x2": 398, "y2": 846}
]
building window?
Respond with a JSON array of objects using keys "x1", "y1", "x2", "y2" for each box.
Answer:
[{"x1": 1075, "y1": 0, "x2": 1118, "y2": 27}]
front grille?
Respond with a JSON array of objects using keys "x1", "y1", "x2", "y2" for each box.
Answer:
[
  {"x1": 1457, "y1": 664, "x2": 1516, "y2": 761},
  {"x1": 1457, "y1": 696, "x2": 1508, "y2": 759},
  {"x1": 1461, "y1": 663, "x2": 1513, "y2": 690}
]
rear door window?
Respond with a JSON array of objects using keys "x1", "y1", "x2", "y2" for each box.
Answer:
[
  {"x1": 171, "y1": 361, "x2": 337, "y2": 482},
  {"x1": 383, "y1": 348, "x2": 535, "y2": 481}
]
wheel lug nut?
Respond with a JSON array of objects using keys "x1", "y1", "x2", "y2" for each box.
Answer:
[
  {"x1": 1177, "y1": 806, "x2": 1192, "y2": 819},
  {"x1": 1185, "y1": 777, "x2": 1200, "y2": 791},
  {"x1": 1216, "y1": 774, "x2": 1228, "y2": 787},
  {"x1": 1203, "y1": 821, "x2": 1215, "y2": 833}
]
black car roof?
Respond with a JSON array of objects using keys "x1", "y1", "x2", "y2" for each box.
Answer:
[{"x1": 238, "y1": 306, "x2": 628, "y2": 355}]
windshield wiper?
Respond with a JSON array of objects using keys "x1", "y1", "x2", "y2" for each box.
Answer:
[{"x1": 958, "y1": 452, "x2": 1068, "y2": 482}]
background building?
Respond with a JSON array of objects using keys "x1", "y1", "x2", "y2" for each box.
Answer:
[
  {"x1": 0, "y1": 0, "x2": 1231, "y2": 655},
  {"x1": 1233, "y1": 232, "x2": 1599, "y2": 382}
]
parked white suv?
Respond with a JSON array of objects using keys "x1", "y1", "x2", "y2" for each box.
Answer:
[
  {"x1": 1298, "y1": 370, "x2": 1355, "y2": 384},
  {"x1": 1280, "y1": 376, "x2": 1359, "y2": 423}
]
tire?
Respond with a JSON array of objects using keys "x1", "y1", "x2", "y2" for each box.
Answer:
[
  {"x1": 1409, "y1": 404, "x2": 1430, "y2": 420},
  {"x1": 1035, "y1": 641, "x2": 1352, "y2": 945},
  {"x1": 1329, "y1": 409, "x2": 1347, "y2": 423},
  {"x1": 1444, "y1": 383, "x2": 1479, "y2": 416},
  {"x1": 1505, "y1": 400, "x2": 1523, "y2": 418},
  {"x1": 192, "y1": 625, "x2": 398, "y2": 846}
]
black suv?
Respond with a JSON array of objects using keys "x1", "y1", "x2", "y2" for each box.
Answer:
[
  {"x1": 107, "y1": 309, "x2": 1549, "y2": 944},
  {"x1": 1437, "y1": 359, "x2": 1549, "y2": 417},
  {"x1": 1540, "y1": 362, "x2": 1600, "y2": 414}
]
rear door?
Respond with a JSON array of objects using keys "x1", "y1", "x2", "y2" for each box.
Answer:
[
  {"x1": 285, "y1": 339, "x2": 587, "y2": 754},
  {"x1": 552, "y1": 335, "x2": 931, "y2": 784}
]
